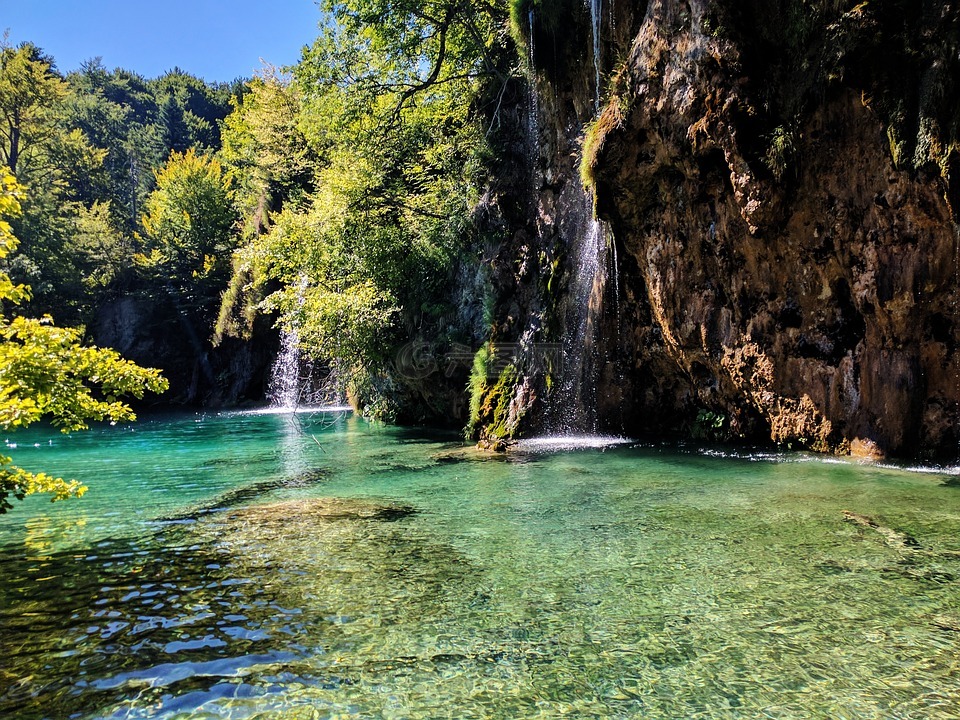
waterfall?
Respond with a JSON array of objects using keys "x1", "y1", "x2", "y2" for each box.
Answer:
[
  {"x1": 541, "y1": 172, "x2": 626, "y2": 436},
  {"x1": 547, "y1": 194, "x2": 610, "y2": 435},
  {"x1": 527, "y1": 8, "x2": 541, "y2": 202},
  {"x1": 268, "y1": 326, "x2": 344, "y2": 410},
  {"x1": 528, "y1": 4, "x2": 622, "y2": 436},
  {"x1": 267, "y1": 279, "x2": 342, "y2": 410},
  {"x1": 268, "y1": 329, "x2": 303, "y2": 409},
  {"x1": 588, "y1": 0, "x2": 602, "y2": 111}
]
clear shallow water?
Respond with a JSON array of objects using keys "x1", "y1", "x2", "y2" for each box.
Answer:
[{"x1": 1, "y1": 412, "x2": 960, "y2": 719}]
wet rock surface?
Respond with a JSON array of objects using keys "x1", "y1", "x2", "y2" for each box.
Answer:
[{"x1": 500, "y1": 0, "x2": 960, "y2": 458}]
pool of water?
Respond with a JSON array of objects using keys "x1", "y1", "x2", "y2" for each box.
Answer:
[{"x1": 1, "y1": 410, "x2": 959, "y2": 719}]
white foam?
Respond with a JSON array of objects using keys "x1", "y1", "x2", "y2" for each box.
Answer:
[
  {"x1": 514, "y1": 435, "x2": 634, "y2": 452},
  {"x1": 695, "y1": 446, "x2": 960, "y2": 477},
  {"x1": 223, "y1": 405, "x2": 354, "y2": 417},
  {"x1": 877, "y1": 462, "x2": 960, "y2": 477}
]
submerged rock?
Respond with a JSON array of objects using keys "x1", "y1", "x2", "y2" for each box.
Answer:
[
  {"x1": 161, "y1": 469, "x2": 334, "y2": 521},
  {"x1": 212, "y1": 497, "x2": 418, "y2": 526}
]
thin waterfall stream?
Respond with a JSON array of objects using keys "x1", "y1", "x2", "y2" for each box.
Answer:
[
  {"x1": 267, "y1": 280, "x2": 343, "y2": 410},
  {"x1": 545, "y1": 193, "x2": 615, "y2": 436},
  {"x1": 268, "y1": 328, "x2": 304, "y2": 409},
  {"x1": 588, "y1": 0, "x2": 603, "y2": 111},
  {"x1": 527, "y1": 7, "x2": 541, "y2": 205}
]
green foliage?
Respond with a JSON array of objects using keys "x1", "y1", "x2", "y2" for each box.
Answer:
[
  {"x1": 70, "y1": 201, "x2": 134, "y2": 291},
  {"x1": 509, "y1": 1, "x2": 528, "y2": 50},
  {"x1": 151, "y1": 69, "x2": 236, "y2": 153},
  {"x1": 64, "y1": 61, "x2": 238, "y2": 233},
  {"x1": 765, "y1": 125, "x2": 797, "y2": 181},
  {"x1": 213, "y1": 254, "x2": 261, "y2": 343},
  {"x1": 0, "y1": 42, "x2": 95, "y2": 322},
  {"x1": 0, "y1": 50, "x2": 243, "y2": 323},
  {"x1": 0, "y1": 173, "x2": 168, "y2": 513},
  {"x1": 0, "y1": 315, "x2": 168, "y2": 432},
  {"x1": 691, "y1": 409, "x2": 727, "y2": 441},
  {"x1": 220, "y1": 70, "x2": 316, "y2": 227},
  {"x1": 0, "y1": 42, "x2": 68, "y2": 176},
  {"x1": 218, "y1": 0, "x2": 511, "y2": 416},
  {"x1": 139, "y1": 148, "x2": 239, "y2": 309},
  {"x1": 268, "y1": 280, "x2": 399, "y2": 370},
  {"x1": 65, "y1": 62, "x2": 171, "y2": 231},
  {"x1": 466, "y1": 344, "x2": 493, "y2": 438}
]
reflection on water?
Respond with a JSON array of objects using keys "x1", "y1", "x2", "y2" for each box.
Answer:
[{"x1": 1, "y1": 414, "x2": 960, "y2": 718}]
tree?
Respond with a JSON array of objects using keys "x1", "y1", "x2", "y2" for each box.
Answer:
[
  {"x1": 0, "y1": 43, "x2": 113, "y2": 324},
  {"x1": 220, "y1": 69, "x2": 316, "y2": 230},
  {"x1": 0, "y1": 42, "x2": 68, "y2": 176},
  {"x1": 0, "y1": 172, "x2": 168, "y2": 513},
  {"x1": 139, "y1": 148, "x2": 238, "y2": 308},
  {"x1": 216, "y1": 1, "x2": 511, "y2": 416},
  {"x1": 65, "y1": 61, "x2": 167, "y2": 231},
  {"x1": 151, "y1": 69, "x2": 239, "y2": 153}
]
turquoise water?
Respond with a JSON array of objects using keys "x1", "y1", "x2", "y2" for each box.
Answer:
[{"x1": 1, "y1": 411, "x2": 960, "y2": 719}]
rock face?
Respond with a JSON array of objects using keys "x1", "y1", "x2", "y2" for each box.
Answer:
[
  {"x1": 585, "y1": 0, "x2": 960, "y2": 455},
  {"x1": 94, "y1": 295, "x2": 277, "y2": 407},
  {"x1": 493, "y1": 0, "x2": 960, "y2": 458}
]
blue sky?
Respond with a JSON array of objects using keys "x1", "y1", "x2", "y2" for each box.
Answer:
[{"x1": 1, "y1": 0, "x2": 322, "y2": 81}]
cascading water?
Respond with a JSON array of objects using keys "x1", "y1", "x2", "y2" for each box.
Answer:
[
  {"x1": 546, "y1": 195, "x2": 613, "y2": 435},
  {"x1": 268, "y1": 329, "x2": 304, "y2": 409},
  {"x1": 588, "y1": 0, "x2": 603, "y2": 111},
  {"x1": 527, "y1": 8, "x2": 541, "y2": 202},
  {"x1": 268, "y1": 326, "x2": 344, "y2": 410},
  {"x1": 267, "y1": 280, "x2": 342, "y2": 410},
  {"x1": 538, "y1": 2, "x2": 622, "y2": 437}
]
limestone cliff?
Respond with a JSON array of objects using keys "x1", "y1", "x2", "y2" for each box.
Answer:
[
  {"x1": 94, "y1": 295, "x2": 277, "y2": 408},
  {"x1": 486, "y1": 0, "x2": 960, "y2": 458}
]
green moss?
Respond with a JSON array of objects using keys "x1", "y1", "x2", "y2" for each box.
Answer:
[
  {"x1": 483, "y1": 363, "x2": 521, "y2": 442},
  {"x1": 465, "y1": 344, "x2": 523, "y2": 447},
  {"x1": 466, "y1": 344, "x2": 493, "y2": 438},
  {"x1": 580, "y1": 89, "x2": 629, "y2": 198},
  {"x1": 508, "y1": 0, "x2": 530, "y2": 51}
]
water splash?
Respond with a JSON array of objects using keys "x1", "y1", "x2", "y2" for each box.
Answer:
[{"x1": 514, "y1": 434, "x2": 633, "y2": 452}]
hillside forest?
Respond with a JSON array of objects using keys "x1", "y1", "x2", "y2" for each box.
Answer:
[{"x1": 1, "y1": 0, "x2": 514, "y2": 423}]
